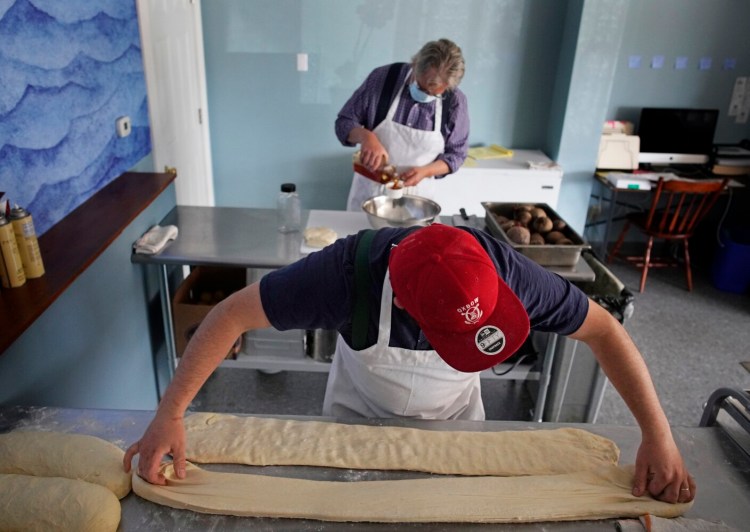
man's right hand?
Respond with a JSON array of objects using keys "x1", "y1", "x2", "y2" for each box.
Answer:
[
  {"x1": 353, "y1": 129, "x2": 388, "y2": 172},
  {"x1": 123, "y1": 412, "x2": 187, "y2": 485}
]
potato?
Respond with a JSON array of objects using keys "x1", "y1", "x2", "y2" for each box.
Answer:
[
  {"x1": 501, "y1": 220, "x2": 516, "y2": 231},
  {"x1": 546, "y1": 230, "x2": 566, "y2": 244},
  {"x1": 507, "y1": 225, "x2": 531, "y2": 245},
  {"x1": 532, "y1": 216, "x2": 553, "y2": 234},
  {"x1": 530, "y1": 207, "x2": 546, "y2": 219},
  {"x1": 514, "y1": 210, "x2": 533, "y2": 225},
  {"x1": 552, "y1": 219, "x2": 567, "y2": 231},
  {"x1": 529, "y1": 233, "x2": 545, "y2": 245}
]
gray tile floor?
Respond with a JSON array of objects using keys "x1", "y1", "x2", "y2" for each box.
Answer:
[
  {"x1": 192, "y1": 260, "x2": 750, "y2": 428},
  {"x1": 594, "y1": 261, "x2": 750, "y2": 428}
]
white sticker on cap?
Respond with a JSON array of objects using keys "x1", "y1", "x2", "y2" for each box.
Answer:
[{"x1": 475, "y1": 326, "x2": 506, "y2": 356}]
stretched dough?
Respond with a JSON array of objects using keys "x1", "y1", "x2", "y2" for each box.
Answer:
[
  {"x1": 184, "y1": 413, "x2": 620, "y2": 476},
  {"x1": 0, "y1": 431, "x2": 131, "y2": 498},
  {"x1": 133, "y1": 462, "x2": 690, "y2": 523},
  {"x1": 0, "y1": 473, "x2": 121, "y2": 532}
]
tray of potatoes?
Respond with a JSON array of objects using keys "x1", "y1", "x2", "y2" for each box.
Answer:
[{"x1": 482, "y1": 202, "x2": 590, "y2": 267}]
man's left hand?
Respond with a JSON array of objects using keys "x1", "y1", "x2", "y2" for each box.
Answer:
[
  {"x1": 632, "y1": 436, "x2": 696, "y2": 503},
  {"x1": 399, "y1": 166, "x2": 432, "y2": 187}
]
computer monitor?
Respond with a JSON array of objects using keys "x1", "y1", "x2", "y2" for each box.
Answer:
[{"x1": 637, "y1": 107, "x2": 718, "y2": 165}]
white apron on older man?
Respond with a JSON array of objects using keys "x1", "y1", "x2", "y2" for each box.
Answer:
[
  {"x1": 322, "y1": 270, "x2": 484, "y2": 420},
  {"x1": 346, "y1": 69, "x2": 445, "y2": 212}
]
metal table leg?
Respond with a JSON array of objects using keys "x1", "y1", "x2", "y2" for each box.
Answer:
[
  {"x1": 533, "y1": 334, "x2": 558, "y2": 422},
  {"x1": 157, "y1": 263, "x2": 177, "y2": 397},
  {"x1": 600, "y1": 187, "x2": 618, "y2": 259}
]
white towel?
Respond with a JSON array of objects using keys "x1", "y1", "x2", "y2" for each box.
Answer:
[{"x1": 133, "y1": 225, "x2": 178, "y2": 255}]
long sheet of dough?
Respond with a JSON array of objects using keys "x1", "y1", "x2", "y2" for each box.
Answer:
[
  {"x1": 133, "y1": 463, "x2": 690, "y2": 523},
  {"x1": 184, "y1": 413, "x2": 619, "y2": 475}
]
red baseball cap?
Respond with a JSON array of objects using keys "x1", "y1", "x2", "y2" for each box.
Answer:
[{"x1": 389, "y1": 224, "x2": 530, "y2": 373}]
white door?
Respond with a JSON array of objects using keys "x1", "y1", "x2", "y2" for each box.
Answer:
[{"x1": 136, "y1": 0, "x2": 214, "y2": 206}]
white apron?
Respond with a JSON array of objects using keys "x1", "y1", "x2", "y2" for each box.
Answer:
[
  {"x1": 346, "y1": 69, "x2": 445, "y2": 211},
  {"x1": 322, "y1": 271, "x2": 484, "y2": 420}
]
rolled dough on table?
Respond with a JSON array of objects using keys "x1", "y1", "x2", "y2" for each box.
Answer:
[
  {"x1": 133, "y1": 462, "x2": 690, "y2": 523},
  {"x1": 0, "y1": 473, "x2": 121, "y2": 532},
  {"x1": 0, "y1": 431, "x2": 129, "y2": 532},
  {"x1": 184, "y1": 412, "x2": 620, "y2": 475},
  {"x1": 0, "y1": 430, "x2": 131, "y2": 498},
  {"x1": 131, "y1": 414, "x2": 692, "y2": 523}
]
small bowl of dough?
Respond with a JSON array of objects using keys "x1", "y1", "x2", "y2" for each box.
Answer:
[
  {"x1": 362, "y1": 195, "x2": 441, "y2": 229},
  {"x1": 303, "y1": 226, "x2": 338, "y2": 248}
]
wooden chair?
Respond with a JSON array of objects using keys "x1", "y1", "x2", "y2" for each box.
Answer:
[{"x1": 607, "y1": 177, "x2": 729, "y2": 292}]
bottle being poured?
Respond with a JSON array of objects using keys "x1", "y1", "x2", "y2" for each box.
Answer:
[
  {"x1": 353, "y1": 151, "x2": 404, "y2": 198},
  {"x1": 380, "y1": 164, "x2": 404, "y2": 199}
]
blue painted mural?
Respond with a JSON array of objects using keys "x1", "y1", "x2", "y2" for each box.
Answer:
[{"x1": 0, "y1": 0, "x2": 151, "y2": 235}]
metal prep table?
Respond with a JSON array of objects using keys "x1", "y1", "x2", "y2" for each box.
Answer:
[
  {"x1": 1, "y1": 405, "x2": 749, "y2": 530},
  {"x1": 132, "y1": 206, "x2": 596, "y2": 421}
]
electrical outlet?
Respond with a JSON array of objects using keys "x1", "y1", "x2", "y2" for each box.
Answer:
[{"x1": 116, "y1": 116, "x2": 131, "y2": 138}]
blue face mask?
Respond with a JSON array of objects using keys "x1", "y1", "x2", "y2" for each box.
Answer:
[{"x1": 409, "y1": 81, "x2": 437, "y2": 103}]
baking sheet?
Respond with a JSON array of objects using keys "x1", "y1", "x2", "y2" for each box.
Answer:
[
  {"x1": 300, "y1": 210, "x2": 371, "y2": 254},
  {"x1": 483, "y1": 202, "x2": 590, "y2": 267}
]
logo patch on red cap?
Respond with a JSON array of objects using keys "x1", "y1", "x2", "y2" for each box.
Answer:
[
  {"x1": 458, "y1": 297, "x2": 482, "y2": 325},
  {"x1": 475, "y1": 326, "x2": 506, "y2": 356}
]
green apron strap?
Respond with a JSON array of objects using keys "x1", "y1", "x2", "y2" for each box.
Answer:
[{"x1": 352, "y1": 229, "x2": 376, "y2": 350}]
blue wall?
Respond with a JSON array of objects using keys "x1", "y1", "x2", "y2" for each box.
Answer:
[
  {"x1": 605, "y1": 0, "x2": 750, "y2": 144},
  {"x1": 202, "y1": 0, "x2": 750, "y2": 234},
  {"x1": 0, "y1": 183, "x2": 175, "y2": 410},
  {"x1": 202, "y1": 0, "x2": 569, "y2": 212},
  {"x1": 0, "y1": 0, "x2": 164, "y2": 411},
  {"x1": 0, "y1": 0, "x2": 151, "y2": 235}
]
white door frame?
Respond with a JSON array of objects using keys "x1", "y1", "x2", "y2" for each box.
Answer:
[{"x1": 136, "y1": 0, "x2": 215, "y2": 206}]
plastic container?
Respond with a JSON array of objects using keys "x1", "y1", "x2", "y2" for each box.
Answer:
[
  {"x1": 277, "y1": 183, "x2": 301, "y2": 233},
  {"x1": 711, "y1": 227, "x2": 750, "y2": 294}
]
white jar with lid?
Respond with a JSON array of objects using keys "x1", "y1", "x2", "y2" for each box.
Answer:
[{"x1": 277, "y1": 183, "x2": 301, "y2": 233}]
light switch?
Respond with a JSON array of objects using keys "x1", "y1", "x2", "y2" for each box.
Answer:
[
  {"x1": 297, "y1": 53, "x2": 308, "y2": 72},
  {"x1": 674, "y1": 56, "x2": 688, "y2": 70},
  {"x1": 115, "y1": 116, "x2": 131, "y2": 138},
  {"x1": 628, "y1": 55, "x2": 642, "y2": 69}
]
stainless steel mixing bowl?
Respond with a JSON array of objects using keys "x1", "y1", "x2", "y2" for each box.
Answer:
[{"x1": 362, "y1": 195, "x2": 442, "y2": 229}]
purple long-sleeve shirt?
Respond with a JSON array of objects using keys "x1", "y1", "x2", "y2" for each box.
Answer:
[{"x1": 335, "y1": 63, "x2": 470, "y2": 176}]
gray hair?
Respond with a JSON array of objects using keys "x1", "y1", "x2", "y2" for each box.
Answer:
[{"x1": 411, "y1": 38, "x2": 465, "y2": 90}]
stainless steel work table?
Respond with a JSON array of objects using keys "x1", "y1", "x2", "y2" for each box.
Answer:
[
  {"x1": 132, "y1": 206, "x2": 596, "y2": 421},
  {"x1": 1, "y1": 405, "x2": 749, "y2": 530}
]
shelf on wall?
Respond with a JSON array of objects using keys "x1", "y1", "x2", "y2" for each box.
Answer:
[{"x1": 0, "y1": 172, "x2": 175, "y2": 355}]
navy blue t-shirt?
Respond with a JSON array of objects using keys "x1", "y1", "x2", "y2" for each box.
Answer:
[{"x1": 259, "y1": 226, "x2": 588, "y2": 351}]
